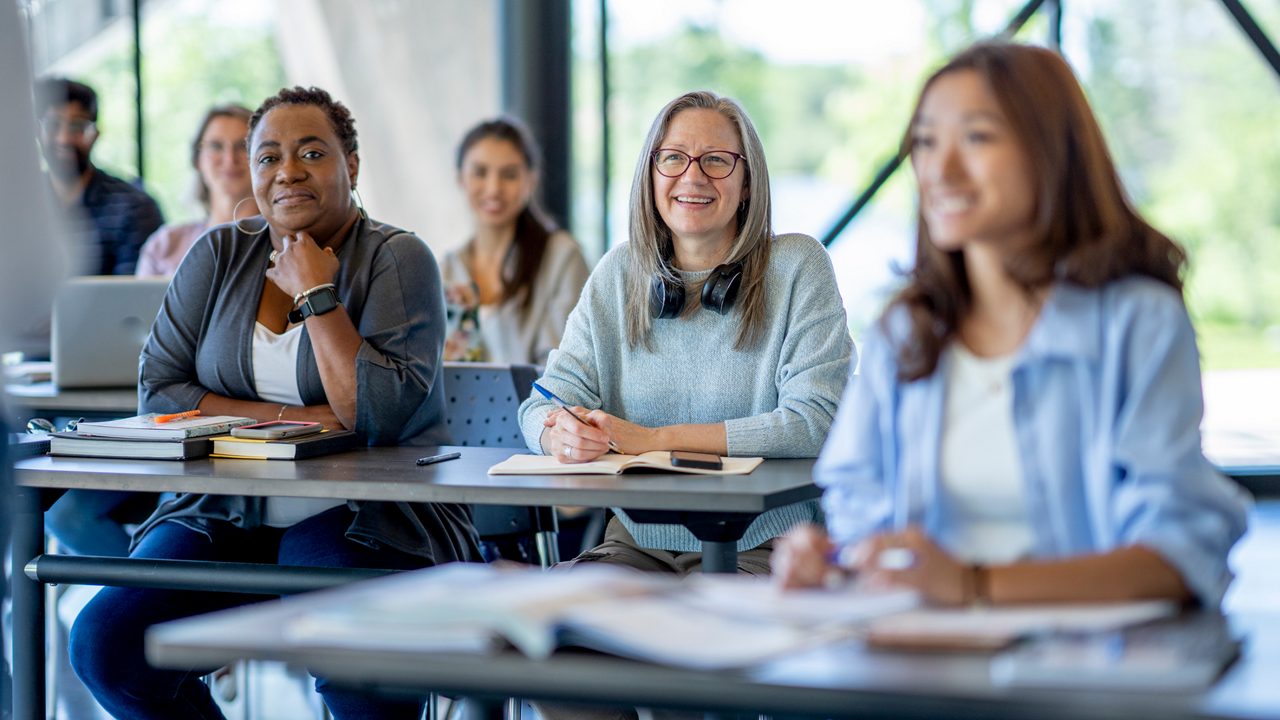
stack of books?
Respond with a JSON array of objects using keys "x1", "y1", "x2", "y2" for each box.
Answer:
[{"x1": 50, "y1": 414, "x2": 256, "y2": 460}]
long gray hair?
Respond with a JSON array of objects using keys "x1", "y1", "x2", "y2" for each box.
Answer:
[{"x1": 624, "y1": 90, "x2": 773, "y2": 350}]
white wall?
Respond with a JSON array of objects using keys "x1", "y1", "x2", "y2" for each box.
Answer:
[{"x1": 276, "y1": 0, "x2": 500, "y2": 255}]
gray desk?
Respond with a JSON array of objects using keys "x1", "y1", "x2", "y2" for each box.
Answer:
[
  {"x1": 144, "y1": 588, "x2": 1280, "y2": 720},
  {"x1": 10, "y1": 446, "x2": 817, "y2": 720}
]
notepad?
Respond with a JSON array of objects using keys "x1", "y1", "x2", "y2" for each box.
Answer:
[{"x1": 487, "y1": 451, "x2": 764, "y2": 476}]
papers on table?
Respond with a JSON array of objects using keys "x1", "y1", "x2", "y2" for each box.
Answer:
[{"x1": 277, "y1": 563, "x2": 1186, "y2": 673}]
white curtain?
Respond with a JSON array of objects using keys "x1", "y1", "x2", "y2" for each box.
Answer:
[{"x1": 275, "y1": 0, "x2": 500, "y2": 256}]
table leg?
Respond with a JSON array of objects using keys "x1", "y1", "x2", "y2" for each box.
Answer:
[
  {"x1": 12, "y1": 484, "x2": 46, "y2": 720},
  {"x1": 699, "y1": 540, "x2": 738, "y2": 574}
]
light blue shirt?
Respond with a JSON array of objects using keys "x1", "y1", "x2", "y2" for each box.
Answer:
[{"x1": 817, "y1": 277, "x2": 1251, "y2": 607}]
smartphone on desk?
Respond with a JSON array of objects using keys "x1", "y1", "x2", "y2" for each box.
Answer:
[
  {"x1": 230, "y1": 420, "x2": 323, "y2": 440},
  {"x1": 669, "y1": 450, "x2": 723, "y2": 470}
]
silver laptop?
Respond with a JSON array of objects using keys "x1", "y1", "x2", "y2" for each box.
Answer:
[{"x1": 52, "y1": 276, "x2": 170, "y2": 388}]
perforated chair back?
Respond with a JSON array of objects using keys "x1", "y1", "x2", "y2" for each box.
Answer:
[
  {"x1": 442, "y1": 362, "x2": 537, "y2": 448},
  {"x1": 440, "y1": 362, "x2": 558, "y2": 565}
]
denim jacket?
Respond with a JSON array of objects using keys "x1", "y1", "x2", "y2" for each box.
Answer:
[{"x1": 817, "y1": 277, "x2": 1251, "y2": 607}]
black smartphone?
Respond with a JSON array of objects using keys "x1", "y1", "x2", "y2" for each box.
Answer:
[{"x1": 669, "y1": 450, "x2": 723, "y2": 470}]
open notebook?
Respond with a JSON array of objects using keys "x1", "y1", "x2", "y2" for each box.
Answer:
[{"x1": 487, "y1": 451, "x2": 764, "y2": 476}]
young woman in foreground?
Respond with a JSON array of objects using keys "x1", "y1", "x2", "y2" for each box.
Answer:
[{"x1": 775, "y1": 43, "x2": 1250, "y2": 608}]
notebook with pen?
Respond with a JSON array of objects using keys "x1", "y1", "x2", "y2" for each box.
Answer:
[
  {"x1": 73, "y1": 414, "x2": 256, "y2": 440},
  {"x1": 487, "y1": 451, "x2": 763, "y2": 476}
]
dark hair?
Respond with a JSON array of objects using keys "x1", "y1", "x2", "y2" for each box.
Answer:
[
  {"x1": 36, "y1": 77, "x2": 98, "y2": 121},
  {"x1": 191, "y1": 103, "x2": 252, "y2": 212},
  {"x1": 249, "y1": 86, "x2": 358, "y2": 155},
  {"x1": 456, "y1": 116, "x2": 557, "y2": 316},
  {"x1": 889, "y1": 42, "x2": 1187, "y2": 381}
]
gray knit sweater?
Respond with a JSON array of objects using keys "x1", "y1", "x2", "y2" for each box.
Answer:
[{"x1": 518, "y1": 233, "x2": 854, "y2": 552}]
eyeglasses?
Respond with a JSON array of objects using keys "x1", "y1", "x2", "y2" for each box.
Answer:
[
  {"x1": 40, "y1": 116, "x2": 96, "y2": 138},
  {"x1": 651, "y1": 149, "x2": 745, "y2": 179},
  {"x1": 199, "y1": 140, "x2": 248, "y2": 157}
]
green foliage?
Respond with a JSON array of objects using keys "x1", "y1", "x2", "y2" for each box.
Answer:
[
  {"x1": 71, "y1": 13, "x2": 284, "y2": 225},
  {"x1": 599, "y1": 0, "x2": 1280, "y2": 369}
]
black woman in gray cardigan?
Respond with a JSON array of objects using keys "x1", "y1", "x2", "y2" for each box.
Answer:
[{"x1": 69, "y1": 86, "x2": 478, "y2": 720}]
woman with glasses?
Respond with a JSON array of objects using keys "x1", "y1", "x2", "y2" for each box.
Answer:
[
  {"x1": 441, "y1": 116, "x2": 590, "y2": 364},
  {"x1": 518, "y1": 90, "x2": 853, "y2": 574},
  {"x1": 69, "y1": 86, "x2": 478, "y2": 720},
  {"x1": 773, "y1": 43, "x2": 1249, "y2": 609},
  {"x1": 136, "y1": 104, "x2": 253, "y2": 276}
]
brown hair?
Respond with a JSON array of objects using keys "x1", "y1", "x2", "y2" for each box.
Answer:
[
  {"x1": 456, "y1": 116, "x2": 557, "y2": 316},
  {"x1": 191, "y1": 103, "x2": 251, "y2": 212},
  {"x1": 889, "y1": 42, "x2": 1186, "y2": 381},
  {"x1": 624, "y1": 90, "x2": 773, "y2": 350}
]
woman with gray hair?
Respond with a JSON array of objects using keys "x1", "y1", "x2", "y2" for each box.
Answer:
[{"x1": 518, "y1": 90, "x2": 854, "y2": 573}]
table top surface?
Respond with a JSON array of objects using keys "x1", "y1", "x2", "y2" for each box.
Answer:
[
  {"x1": 13, "y1": 445, "x2": 819, "y2": 512},
  {"x1": 145, "y1": 581, "x2": 1280, "y2": 720}
]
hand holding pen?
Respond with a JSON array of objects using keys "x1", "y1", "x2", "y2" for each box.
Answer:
[{"x1": 533, "y1": 382, "x2": 621, "y2": 462}]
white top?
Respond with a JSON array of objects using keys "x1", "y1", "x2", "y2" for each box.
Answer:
[
  {"x1": 936, "y1": 342, "x2": 1034, "y2": 564},
  {"x1": 251, "y1": 321, "x2": 345, "y2": 527}
]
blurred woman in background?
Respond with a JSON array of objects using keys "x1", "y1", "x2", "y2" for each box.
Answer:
[
  {"x1": 440, "y1": 116, "x2": 589, "y2": 365},
  {"x1": 136, "y1": 103, "x2": 252, "y2": 276}
]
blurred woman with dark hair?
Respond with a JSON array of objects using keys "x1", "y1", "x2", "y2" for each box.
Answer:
[
  {"x1": 441, "y1": 116, "x2": 589, "y2": 364},
  {"x1": 136, "y1": 103, "x2": 253, "y2": 276},
  {"x1": 776, "y1": 43, "x2": 1249, "y2": 608}
]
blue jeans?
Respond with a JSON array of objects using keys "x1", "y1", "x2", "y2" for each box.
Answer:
[
  {"x1": 45, "y1": 489, "x2": 138, "y2": 556},
  {"x1": 69, "y1": 507, "x2": 431, "y2": 719}
]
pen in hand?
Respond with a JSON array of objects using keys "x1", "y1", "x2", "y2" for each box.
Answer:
[
  {"x1": 824, "y1": 546, "x2": 916, "y2": 589},
  {"x1": 531, "y1": 382, "x2": 622, "y2": 453},
  {"x1": 416, "y1": 451, "x2": 461, "y2": 467}
]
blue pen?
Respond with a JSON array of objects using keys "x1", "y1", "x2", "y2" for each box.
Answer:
[{"x1": 531, "y1": 382, "x2": 621, "y2": 453}]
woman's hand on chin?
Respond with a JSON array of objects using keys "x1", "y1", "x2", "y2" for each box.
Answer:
[
  {"x1": 267, "y1": 231, "x2": 340, "y2": 298},
  {"x1": 583, "y1": 410, "x2": 656, "y2": 456}
]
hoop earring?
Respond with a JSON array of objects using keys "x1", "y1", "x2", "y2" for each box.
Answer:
[
  {"x1": 232, "y1": 197, "x2": 267, "y2": 236},
  {"x1": 351, "y1": 187, "x2": 368, "y2": 220}
]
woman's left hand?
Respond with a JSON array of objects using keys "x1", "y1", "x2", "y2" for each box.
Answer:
[
  {"x1": 582, "y1": 409, "x2": 658, "y2": 455},
  {"x1": 853, "y1": 526, "x2": 974, "y2": 606},
  {"x1": 267, "y1": 232, "x2": 340, "y2": 299}
]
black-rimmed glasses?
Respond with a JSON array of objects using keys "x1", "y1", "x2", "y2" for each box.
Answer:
[{"x1": 651, "y1": 149, "x2": 745, "y2": 179}]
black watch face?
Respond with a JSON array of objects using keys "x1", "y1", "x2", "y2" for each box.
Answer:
[{"x1": 306, "y1": 288, "x2": 340, "y2": 317}]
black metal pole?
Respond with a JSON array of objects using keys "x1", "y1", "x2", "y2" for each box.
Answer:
[
  {"x1": 499, "y1": 0, "x2": 573, "y2": 232},
  {"x1": 25, "y1": 555, "x2": 395, "y2": 595},
  {"x1": 12, "y1": 485, "x2": 46, "y2": 720},
  {"x1": 1046, "y1": 0, "x2": 1063, "y2": 52},
  {"x1": 1219, "y1": 0, "x2": 1280, "y2": 87},
  {"x1": 599, "y1": 0, "x2": 612, "y2": 250},
  {"x1": 821, "y1": 0, "x2": 1047, "y2": 246},
  {"x1": 132, "y1": 0, "x2": 144, "y2": 180},
  {"x1": 820, "y1": 153, "x2": 903, "y2": 248}
]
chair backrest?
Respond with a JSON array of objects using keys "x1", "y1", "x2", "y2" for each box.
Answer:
[
  {"x1": 441, "y1": 362, "x2": 537, "y2": 448},
  {"x1": 440, "y1": 362, "x2": 556, "y2": 552}
]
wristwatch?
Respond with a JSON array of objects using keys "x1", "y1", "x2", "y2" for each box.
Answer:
[{"x1": 288, "y1": 285, "x2": 341, "y2": 323}]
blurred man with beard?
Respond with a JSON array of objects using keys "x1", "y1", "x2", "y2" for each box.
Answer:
[{"x1": 36, "y1": 78, "x2": 163, "y2": 276}]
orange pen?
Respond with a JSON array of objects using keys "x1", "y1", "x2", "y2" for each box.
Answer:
[{"x1": 154, "y1": 410, "x2": 201, "y2": 423}]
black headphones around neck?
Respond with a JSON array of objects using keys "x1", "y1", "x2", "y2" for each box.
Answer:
[{"x1": 648, "y1": 256, "x2": 744, "y2": 319}]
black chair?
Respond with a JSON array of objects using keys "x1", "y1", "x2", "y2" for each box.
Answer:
[{"x1": 441, "y1": 362, "x2": 559, "y2": 567}]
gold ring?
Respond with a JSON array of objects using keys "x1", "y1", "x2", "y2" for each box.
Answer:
[{"x1": 268, "y1": 250, "x2": 278, "y2": 264}]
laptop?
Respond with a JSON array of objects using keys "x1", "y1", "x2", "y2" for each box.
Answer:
[{"x1": 52, "y1": 276, "x2": 170, "y2": 388}]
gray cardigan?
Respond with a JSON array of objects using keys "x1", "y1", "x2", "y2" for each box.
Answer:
[
  {"x1": 518, "y1": 233, "x2": 854, "y2": 552},
  {"x1": 131, "y1": 216, "x2": 480, "y2": 562}
]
